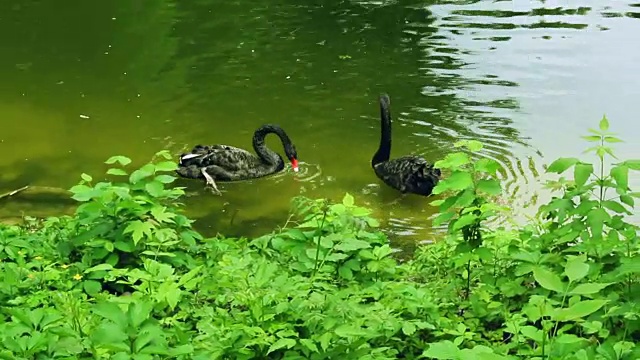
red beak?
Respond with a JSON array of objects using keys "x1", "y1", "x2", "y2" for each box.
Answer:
[{"x1": 291, "y1": 158, "x2": 299, "y2": 172}]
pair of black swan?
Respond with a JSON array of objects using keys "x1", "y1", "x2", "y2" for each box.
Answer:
[{"x1": 176, "y1": 94, "x2": 441, "y2": 196}]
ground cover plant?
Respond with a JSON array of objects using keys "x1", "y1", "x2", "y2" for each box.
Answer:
[{"x1": 0, "y1": 116, "x2": 638, "y2": 359}]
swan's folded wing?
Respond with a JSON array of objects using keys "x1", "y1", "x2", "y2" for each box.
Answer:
[
  {"x1": 374, "y1": 156, "x2": 440, "y2": 193},
  {"x1": 199, "y1": 145, "x2": 260, "y2": 171}
]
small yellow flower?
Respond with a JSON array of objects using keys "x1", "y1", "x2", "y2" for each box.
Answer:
[
  {"x1": 61, "y1": 264, "x2": 69, "y2": 269},
  {"x1": 34, "y1": 256, "x2": 43, "y2": 260},
  {"x1": 27, "y1": 274, "x2": 34, "y2": 279},
  {"x1": 73, "y1": 274, "x2": 82, "y2": 281}
]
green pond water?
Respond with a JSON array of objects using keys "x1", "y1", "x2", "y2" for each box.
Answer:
[{"x1": 1, "y1": 0, "x2": 639, "y2": 251}]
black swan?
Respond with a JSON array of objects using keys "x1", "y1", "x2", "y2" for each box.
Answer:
[
  {"x1": 176, "y1": 124, "x2": 298, "y2": 194},
  {"x1": 371, "y1": 94, "x2": 441, "y2": 196}
]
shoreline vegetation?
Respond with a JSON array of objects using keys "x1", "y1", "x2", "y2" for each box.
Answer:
[{"x1": 1, "y1": 117, "x2": 639, "y2": 359}]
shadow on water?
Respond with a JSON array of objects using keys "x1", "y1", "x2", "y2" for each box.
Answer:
[{"x1": 2, "y1": 0, "x2": 639, "y2": 249}]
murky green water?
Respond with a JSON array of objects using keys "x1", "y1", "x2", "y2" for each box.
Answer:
[{"x1": 1, "y1": 0, "x2": 639, "y2": 251}]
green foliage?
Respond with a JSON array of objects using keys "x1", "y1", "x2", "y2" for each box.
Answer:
[{"x1": 0, "y1": 116, "x2": 638, "y2": 359}]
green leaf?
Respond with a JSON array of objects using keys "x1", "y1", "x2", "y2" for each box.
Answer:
[
  {"x1": 474, "y1": 158, "x2": 501, "y2": 175},
  {"x1": 107, "y1": 168, "x2": 128, "y2": 176},
  {"x1": 105, "y1": 156, "x2": 132, "y2": 166},
  {"x1": 602, "y1": 200, "x2": 629, "y2": 214},
  {"x1": 334, "y1": 239, "x2": 371, "y2": 252},
  {"x1": 569, "y1": 283, "x2": 612, "y2": 295},
  {"x1": 603, "y1": 136, "x2": 622, "y2": 143},
  {"x1": 581, "y1": 135, "x2": 601, "y2": 142},
  {"x1": 83, "y1": 280, "x2": 102, "y2": 296},
  {"x1": 620, "y1": 194, "x2": 634, "y2": 207},
  {"x1": 267, "y1": 338, "x2": 296, "y2": 354},
  {"x1": 129, "y1": 164, "x2": 156, "y2": 184},
  {"x1": 435, "y1": 171, "x2": 474, "y2": 194},
  {"x1": 81, "y1": 173, "x2": 93, "y2": 182},
  {"x1": 402, "y1": 322, "x2": 417, "y2": 336},
  {"x1": 574, "y1": 163, "x2": 593, "y2": 187},
  {"x1": 476, "y1": 179, "x2": 501, "y2": 195},
  {"x1": 435, "y1": 152, "x2": 470, "y2": 169},
  {"x1": 610, "y1": 165, "x2": 629, "y2": 190},
  {"x1": 69, "y1": 184, "x2": 95, "y2": 202},
  {"x1": 342, "y1": 193, "x2": 354, "y2": 207},
  {"x1": 124, "y1": 220, "x2": 155, "y2": 245},
  {"x1": 300, "y1": 339, "x2": 318, "y2": 353},
  {"x1": 587, "y1": 208, "x2": 609, "y2": 239},
  {"x1": 622, "y1": 160, "x2": 640, "y2": 170},
  {"x1": 547, "y1": 157, "x2": 579, "y2": 174},
  {"x1": 599, "y1": 114, "x2": 609, "y2": 131},
  {"x1": 533, "y1": 267, "x2": 565, "y2": 293},
  {"x1": 422, "y1": 340, "x2": 460, "y2": 359},
  {"x1": 154, "y1": 175, "x2": 176, "y2": 184},
  {"x1": 155, "y1": 161, "x2": 177, "y2": 172},
  {"x1": 555, "y1": 300, "x2": 608, "y2": 321},
  {"x1": 564, "y1": 258, "x2": 589, "y2": 283},
  {"x1": 145, "y1": 181, "x2": 165, "y2": 197},
  {"x1": 85, "y1": 264, "x2": 114, "y2": 273}
]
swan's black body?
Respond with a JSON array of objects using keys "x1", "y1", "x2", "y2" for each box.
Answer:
[
  {"x1": 177, "y1": 124, "x2": 298, "y2": 193},
  {"x1": 371, "y1": 94, "x2": 441, "y2": 196}
]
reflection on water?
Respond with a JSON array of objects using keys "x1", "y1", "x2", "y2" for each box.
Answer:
[{"x1": 1, "y1": 0, "x2": 639, "y2": 249}]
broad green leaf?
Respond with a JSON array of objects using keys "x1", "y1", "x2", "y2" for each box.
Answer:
[
  {"x1": 569, "y1": 283, "x2": 612, "y2": 295},
  {"x1": 342, "y1": 193, "x2": 354, "y2": 207},
  {"x1": 604, "y1": 136, "x2": 622, "y2": 143},
  {"x1": 620, "y1": 194, "x2": 634, "y2": 207},
  {"x1": 155, "y1": 161, "x2": 177, "y2": 172},
  {"x1": 300, "y1": 339, "x2": 319, "y2": 353},
  {"x1": 69, "y1": 184, "x2": 95, "y2": 202},
  {"x1": 610, "y1": 165, "x2": 629, "y2": 190},
  {"x1": 435, "y1": 152, "x2": 470, "y2": 169},
  {"x1": 85, "y1": 264, "x2": 114, "y2": 273},
  {"x1": 334, "y1": 325, "x2": 368, "y2": 338},
  {"x1": 129, "y1": 164, "x2": 156, "y2": 184},
  {"x1": 581, "y1": 135, "x2": 601, "y2": 142},
  {"x1": 564, "y1": 259, "x2": 589, "y2": 283},
  {"x1": 452, "y1": 214, "x2": 477, "y2": 231},
  {"x1": 574, "y1": 163, "x2": 593, "y2": 187},
  {"x1": 422, "y1": 340, "x2": 460, "y2": 359},
  {"x1": 83, "y1": 280, "x2": 102, "y2": 296},
  {"x1": 520, "y1": 326, "x2": 544, "y2": 342},
  {"x1": 474, "y1": 158, "x2": 501, "y2": 175},
  {"x1": 599, "y1": 114, "x2": 609, "y2": 131},
  {"x1": 476, "y1": 179, "x2": 501, "y2": 195},
  {"x1": 334, "y1": 239, "x2": 371, "y2": 252},
  {"x1": 154, "y1": 175, "x2": 176, "y2": 184},
  {"x1": 547, "y1": 157, "x2": 579, "y2": 174},
  {"x1": 145, "y1": 181, "x2": 165, "y2": 197},
  {"x1": 555, "y1": 300, "x2": 608, "y2": 321},
  {"x1": 105, "y1": 155, "x2": 132, "y2": 166},
  {"x1": 533, "y1": 267, "x2": 565, "y2": 293},
  {"x1": 602, "y1": 200, "x2": 629, "y2": 214},
  {"x1": 434, "y1": 170, "x2": 473, "y2": 194},
  {"x1": 622, "y1": 160, "x2": 640, "y2": 170},
  {"x1": 267, "y1": 338, "x2": 296, "y2": 354},
  {"x1": 107, "y1": 168, "x2": 128, "y2": 176},
  {"x1": 124, "y1": 220, "x2": 155, "y2": 245},
  {"x1": 587, "y1": 208, "x2": 609, "y2": 239},
  {"x1": 402, "y1": 322, "x2": 417, "y2": 336}
]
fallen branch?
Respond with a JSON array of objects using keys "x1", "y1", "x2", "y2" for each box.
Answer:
[{"x1": 0, "y1": 185, "x2": 29, "y2": 200}]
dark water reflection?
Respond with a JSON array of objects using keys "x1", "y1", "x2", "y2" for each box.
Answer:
[{"x1": 1, "y1": 0, "x2": 639, "y2": 251}]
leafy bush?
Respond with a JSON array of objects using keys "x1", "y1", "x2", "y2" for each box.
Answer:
[{"x1": 0, "y1": 116, "x2": 638, "y2": 359}]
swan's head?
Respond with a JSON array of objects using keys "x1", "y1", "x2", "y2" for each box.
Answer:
[{"x1": 285, "y1": 143, "x2": 299, "y2": 172}]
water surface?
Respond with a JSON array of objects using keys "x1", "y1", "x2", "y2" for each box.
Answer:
[{"x1": 1, "y1": 0, "x2": 639, "y2": 251}]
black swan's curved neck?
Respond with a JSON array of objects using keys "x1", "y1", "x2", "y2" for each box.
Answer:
[
  {"x1": 252, "y1": 124, "x2": 293, "y2": 164},
  {"x1": 372, "y1": 94, "x2": 392, "y2": 167}
]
